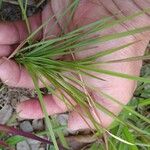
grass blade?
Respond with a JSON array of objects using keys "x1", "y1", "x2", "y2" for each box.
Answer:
[
  {"x1": 30, "y1": 75, "x2": 59, "y2": 150},
  {"x1": 78, "y1": 65, "x2": 150, "y2": 84}
]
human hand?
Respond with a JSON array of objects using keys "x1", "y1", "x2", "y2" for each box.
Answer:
[{"x1": 0, "y1": 0, "x2": 150, "y2": 131}]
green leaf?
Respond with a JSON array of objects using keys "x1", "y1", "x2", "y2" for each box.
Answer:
[
  {"x1": 18, "y1": 0, "x2": 31, "y2": 34},
  {"x1": 79, "y1": 65, "x2": 150, "y2": 84},
  {"x1": 122, "y1": 127, "x2": 138, "y2": 150},
  {"x1": 51, "y1": 117, "x2": 69, "y2": 149},
  {"x1": 6, "y1": 136, "x2": 24, "y2": 146},
  {"x1": 0, "y1": 0, "x2": 2, "y2": 9},
  {"x1": 26, "y1": 64, "x2": 59, "y2": 150}
]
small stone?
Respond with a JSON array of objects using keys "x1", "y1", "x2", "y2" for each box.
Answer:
[
  {"x1": 19, "y1": 96, "x2": 30, "y2": 102},
  {"x1": 30, "y1": 144, "x2": 41, "y2": 150},
  {"x1": 56, "y1": 114, "x2": 69, "y2": 135},
  {"x1": 16, "y1": 141, "x2": 30, "y2": 150},
  {"x1": 27, "y1": 138, "x2": 41, "y2": 150},
  {"x1": 27, "y1": 138, "x2": 41, "y2": 145},
  {"x1": 57, "y1": 114, "x2": 68, "y2": 126},
  {"x1": 0, "y1": 104, "x2": 13, "y2": 124},
  {"x1": 20, "y1": 121, "x2": 33, "y2": 132},
  {"x1": 32, "y1": 119, "x2": 44, "y2": 131}
]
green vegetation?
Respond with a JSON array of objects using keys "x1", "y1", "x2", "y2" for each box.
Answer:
[{"x1": 0, "y1": 1, "x2": 150, "y2": 150}]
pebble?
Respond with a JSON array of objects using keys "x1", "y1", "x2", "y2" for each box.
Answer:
[
  {"x1": 30, "y1": 144, "x2": 41, "y2": 150},
  {"x1": 27, "y1": 138, "x2": 40, "y2": 145},
  {"x1": 27, "y1": 138, "x2": 41, "y2": 150},
  {"x1": 32, "y1": 119, "x2": 44, "y2": 131},
  {"x1": 0, "y1": 104, "x2": 13, "y2": 124},
  {"x1": 57, "y1": 114, "x2": 68, "y2": 126},
  {"x1": 20, "y1": 121, "x2": 33, "y2": 132},
  {"x1": 16, "y1": 141, "x2": 30, "y2": 150},
  {"x1": 56, "y1": 114, "x2": 69, "y2": 135}
]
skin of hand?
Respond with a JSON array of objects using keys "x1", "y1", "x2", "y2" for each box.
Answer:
[{"x1": 0, "y1": 0, "x2": 150, "y2": 131}]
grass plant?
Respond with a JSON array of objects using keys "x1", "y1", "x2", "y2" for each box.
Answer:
[{"x1": 0, "y1": 1, "x2": 150, "y2": 150}]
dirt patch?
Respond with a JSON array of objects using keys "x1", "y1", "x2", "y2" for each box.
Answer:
[{"x1": 0, "y1": 0, "x2": 47, "y2": 21}]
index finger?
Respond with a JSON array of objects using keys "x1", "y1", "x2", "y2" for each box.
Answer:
[{"x1": 0, "y1": 13, "x2": 42, "y2": 45}]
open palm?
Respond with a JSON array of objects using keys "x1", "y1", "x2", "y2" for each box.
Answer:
[{"x1": 0, "y1": 0, "x2": 149, "y2": 131}]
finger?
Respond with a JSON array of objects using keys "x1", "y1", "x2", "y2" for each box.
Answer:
[
  {"x1": 0, "y1": 45, "x2": 13, "y2": 57},
  {"x1": 17, "y1": 94, "x2": 69, "y2": 119},
  {"x1": 68, "y1": 106, "x2": 94, "y2": 131},
  {"x1": 0, "y1": 58, "x2": 38, "y2": 88},
  {"x1": 17, "y1": 89, "x2": 76, "y2": 119},
  {"x1": 0, "y1": 13, "x2": 42, "y2": 45},
  {"x1": 68, "y1": 105, "x2": 113, "y2": 131},
  {"x1": 42, "y1": 1, "x2": 61, "y2": 38},
  {"x1": 18, "y1": 94, "x2": 113, "y2": 131},
  {"x1": 51, "y1": 0, "x2": 71, "y2": 32}
]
